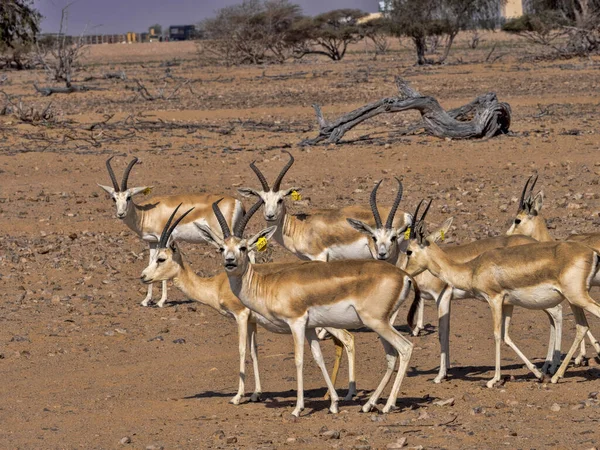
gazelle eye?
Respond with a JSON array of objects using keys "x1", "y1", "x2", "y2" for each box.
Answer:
[
  {"x1": 391, "y1": 236, "x2": 397, "y2": 242},
  {"x1": 277, "y1": 199, "x2": 283, "y2": 204},
  {"x1": 371, "y1": 236, "x2": 377, "y2": 242},
  {"x1": 406, "y1": 250, "x2": 413, "y2": 256},
  {"x1": 112, "y1": 198, "x2": 116, "y2": 202},
  {"x1": 514, "y1": 219, "x2": 521, "y2": 225},
  {"x1": 126, "y1": 196, "x2": 131, "y2": 201},
  {"x1": 218, "y1": 248, "x2": 224, "y2": 253},
  {"x1": 157, "y1": 257, "x2": 166, "y2": 263},
  {"x1": 239, "y1": 246, "x2": 247, "y2": 252}
]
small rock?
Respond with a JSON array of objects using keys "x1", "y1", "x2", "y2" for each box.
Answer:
[
  {"x1": 51, "y1": 295, "x2": 61, "y2": 304},
  {"x1": 433, "y1": 397, "x2": 454, "y2": 407},
  {"x1": 495, "y1": 402, "x2": 506, "y2": 409},
  {"x1": 145, "y1": 445, "x2": 163, "y2": 450},
  {"x1": 148, "y1": 336, "x2": 164, "y2": 342},
  {"x1": 499, "y1": 204, "x2": 508, "y2": 212},
  {"x1": 471, "y1": 406, "x2": 484, "y2": 415},
  {"x1": 119, "y1": 436, "x2": 131, "y2": 445},
  {"x1": 172, "y1": 338, "x2": 186, "y2": 344},
  {"x1": 321, "y1": 429, "x2": 340, "y2": 440},
  {"x1": 571, "y1": 403, "x2": 585, "y2": 410},
  {"x1": 10, "y1": 335, "x2": 30, "y2": 343},
  {"x1": 589, "y1": 391, "x2": 598, "y2": 399},
  {"x1": 550, "y1": 403, "x2": 561, "y2": 412},
  {"x1": 115, "y1": 328, "x2": 127, "y2": 334},
  {"x1": 212, "y1": 430, "x2": 225, "y2": 440},
  {"x1": 386, "y1": 437, "x2": 407, "y2": 449},
  {"x1": 226, "y1": 436, "x2": 237, "y2": 444},
  {"x1": 416, "y1": 410, "x2": 430, "y2": 420}
]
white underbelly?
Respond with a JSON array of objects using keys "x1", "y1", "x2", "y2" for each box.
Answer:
[
  {"x1": 253, "y1": 314, "x2": 290, "y2": 334},
  {"x1": 317, "y1": 239, "x2": 371, "y2": 261},
  {"x1": 306, "y1": 301, "x2": 363, "y2": 329},
  {"x1": 169, "y1": 220, "x2": 209, "y2": 244},
  {"x1": 504, "y1": 284, "x2": 564, "y2": 309}
]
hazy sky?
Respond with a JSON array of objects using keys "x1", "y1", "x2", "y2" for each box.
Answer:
[{"x1": 35, "y1": 0, "x2": 379, "y2": 34}]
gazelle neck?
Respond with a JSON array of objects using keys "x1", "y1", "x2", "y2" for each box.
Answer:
[
  {"x1": 419, "y1": 244, "x2": 474, "y2": 292},
  {"x1": 172, "y1": 263, "x2": 221, "y2": 311},
  {"x1": 123, "y1": 202, "x2": 145, "y2": 236},
  {"x1": 272, "y1": 204, "x2": 301, "y2": 254},
  {"x1": 225, "y1": 263, "x2": 266, "y2": 314},
  {"x1": 531, "y1": 218, "x2": 553, "y2": 242}
]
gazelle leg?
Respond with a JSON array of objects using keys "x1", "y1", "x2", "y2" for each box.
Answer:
[
  {"x1": 230, "y1": 312, "x2": 249, "y2": 405},
  {"x1": 541, "y1": 304, "x2": 562, "y2": 374},
  {"x1": 502, "y1": 304, "x2": 543, "y2": 380},
  {"x1": 248, "y1": 321, "x2": 262, "y2": 402},
  {"x1": 289, "y1": 317, "x2": 308, "y2": 417},
  {"x1": 434, "y1": 286, "x2": 452, "y2": 383},
  {"x1": 361, "y1": 337, "x2": 397, "y2": 413},
  {"x1": 412, "y1": 297, "x2": 425, "y2": 336},
  {"x1": 157, "y1": 280, "x2": 169, "y2": 308},
  {"x1": 323, "y1": 336, "x2": 343, "y2": 401},
  {"x1": 141, "y1": 243, "x2": 157, "y2": 307},
  {"x1": 306, "y1": 328, "x2": 340, "y2": 414},
  {"x1": 575, "y1": 338, "x2": 587, "y2": 366},
  {"x1": 326, "y1": 328, "x2": 356, "y2": 401},
  {"x1": 379, "y1": 327, "x2": 413, "y2": 413},
  {"x1": 487, "y1": 297, "x2": 504, "y2": 388},
  {"x1": 552, "y1": 304, "x2": 590, "y2": 383},
  {"x1": 586, "y1": 330, "x2": 600, "y2": 355}
]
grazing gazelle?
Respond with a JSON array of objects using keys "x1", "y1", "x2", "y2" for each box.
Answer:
[
  {"x1": 347, "y1": 180, "x2": 563, "y2": 383},
  {"x1": 98, "y1": 156, "x2": 244, "y2": 307},
  {"x1": 140, "y1": 205, "x2": 357, "y2": 405},
  {"x1": 506, "y1": 175, "x2": 600, "y2": 363},
  {"x1": 402, "y1": 200, "x2": 600, "y2": 388},
  {"x1": 195, "y1": 199, "x2": 420, "y2": 417},
  {"x1": 238, "y1": 151, "x2": 412, "y2": 262}
]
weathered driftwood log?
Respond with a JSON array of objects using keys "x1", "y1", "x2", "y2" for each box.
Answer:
[
  {"x1": 33, "y1": 83, "x2": 105, "y2": 96},
  {"x1": 301, "y1": 76, "x2": 511, "y2": 145}
]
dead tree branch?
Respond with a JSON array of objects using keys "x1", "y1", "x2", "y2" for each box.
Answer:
[
  {"x1": 33, "y1": 83, "x2": 105, "y2": 96},
  {"x1": 301, "y1": 77, "x2": 512, "y2": 145}
]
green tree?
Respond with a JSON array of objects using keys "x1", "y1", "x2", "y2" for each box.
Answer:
[
  {"x1": 0, "y1": 0, "x2": 41, "y2": 49},
  {"x1": 149, "y1": 23, "x2": 162, "y2": 36}
]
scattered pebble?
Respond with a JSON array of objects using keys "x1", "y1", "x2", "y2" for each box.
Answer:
[
  {"x1": 119, "y1": 436, "x2": 131, "y2": 445},
  {"x1": 550, "y1": 403, "x2": 561, "y2": 412}
]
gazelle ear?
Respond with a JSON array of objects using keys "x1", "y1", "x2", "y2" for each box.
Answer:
[
  {"x1": 238, "y1": 187, "x2": 261, "y2": 198},
  {"x1": 428, "y1": 217, "x2": 454, "y2": 243},
  {"x1": 395, "y1": 212, "x2": 414, "y2": 236},
  {"x1": 128, "y1": 186, "x2": 153, "y2": 197},
  {"x1": 532, "y1": 191, "x2": 544, "y2": 215},
  {"x1": 346, "y1": 218, "x2": 375, "y2": 236},
  {"x1": 248, "y1": 226, "x2": 277, "y2": 250},
  {"x1": 97, "y1": 184, "x2": 115, "y2": 195},
  {"x1": 283, "y1": 187, "x2": 302, "y2": 196},
  {"x1": 194, "y1": 223, "x2": 224, "y2": 248}
]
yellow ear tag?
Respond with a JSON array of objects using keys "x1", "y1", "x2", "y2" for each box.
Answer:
[
  {"x1": 142, "y1": 187, "x2": 153, "y2": 196},
  {"x1": 291, "y1": 190, "x2": 302, "y2": 201},
  {"x1": 404, "y1": 227, "x2": 411, "y2": 240},
  {"x1": 256, "y1": 237, "x2": 268, "y2": 252},
  {"x1": 440, "y1": 229, "x2": 445, "y2": 242}
]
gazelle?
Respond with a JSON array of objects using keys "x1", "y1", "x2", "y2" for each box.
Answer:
[
  {"x1": 402, "y1": 200, "x2": 600, "y2": 388},
  {"x1": 347, "y1": 180, "x2": 563, "y2": 383},
  {"x1": 506, "y1": 175, "x2": 600, "y2": 363},
  {"x1": 195, "y1": 199, "x2": 420, "y2": 417},
  {"x1": 98, "y1": 156, "x2": 245, "y2": 307},
  {"x1": 140, "y1": 205, "x2": 357, "y2": 405},
  {"x1": 238, "y1": 151, "x2": 412, "y2": 262}
]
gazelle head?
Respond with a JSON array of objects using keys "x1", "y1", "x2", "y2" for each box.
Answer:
[
  {"x1": 195, "y1": 199, "x2": 276, "y2": 276},
  {"x1": 238, "y1": 151, "x2": 301, "y2": 223},
  {"x1": 506, "y1": 174, "x2": 544, "y2": 238},
  {"x1": 140, "y1": 204, "x2": 195, "y2": 284},
  {"x1": 398, "y1": 199, "x2": 446, "y2": 276},
  {"x1": 346, "y1": 178, "x2": 412, "y2": 261},
  {"x1": 98, "y1": 156, "x2": 152, "y2": 219}
]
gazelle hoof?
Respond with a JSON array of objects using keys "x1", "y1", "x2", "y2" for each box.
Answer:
[
  {"x1": 411, "y1": 328, "x2": 422, "y2": 337},
  {"x1": 141, "y1": 300, "x2": 151, "y2": 307},
  {"x1": 550, "y1": 375, "x2": 560, "y2": 384},
  {"x1": 329, "y1": 402, "x2": 339, "y2": 414},
  {"x1": 229, "y1": 395, "x2": 242, "y2": 405},
  {"x1": 291, "y1": 408, "x2": 303, "y2": 418},
  {"x1": 361, "y1": 402, "x2": 374, "y2": 413},
  {"x1": 486, "y1": 379, "x2": 499, "y2": 389},
  {"x1": 250, "y1": 393, "x2": 262, "y2": 402},
  {"x1": 433, "y1": 375, "x2": 445, "y2": 384},
  {"x1": 343, "y1": 392, "x2": 355, "y2": 401},
  {"x1": 382, "y1": 403, "x2": 397, "y2": 413}
]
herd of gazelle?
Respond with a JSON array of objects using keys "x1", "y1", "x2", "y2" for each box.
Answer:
[{"x1": 100, "y1": 154, "x2": 600, "y2": 417}]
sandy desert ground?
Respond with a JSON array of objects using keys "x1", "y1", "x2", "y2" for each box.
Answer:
[{"x1": 1, "y1": 36, "x2": 600, "y2": 449}]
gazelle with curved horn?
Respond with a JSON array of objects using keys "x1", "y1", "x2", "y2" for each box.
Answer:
[
  {"x1": 140, "y1": 205, "x2": 357, "y2": 405},
  {"x1": 238, "y1": 151, "x2": 412, "y2": 262},
  {"x1": 402, "y1": 200, "x2": 600, "y2": 388},
  {"x1": 98, "y1": 156, "x2": 245, "y2": 307},
  {"x1": 346, "y1": 180, "x2": 561, "y2": 383},
  {"x1": 195, "y1": 199, "x2": 420, "y2": 417},
  {"x1": 506, "y1": 174, "x2": 600, "y2": 364}
]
